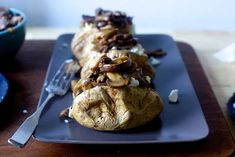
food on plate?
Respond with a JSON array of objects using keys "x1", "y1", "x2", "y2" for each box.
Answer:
[
  {"x1": 71, "y1": 8, "x2": 134, "y2": 66},
  {"x1": 72, "y1": 86, "x2": 162, "y2": 130},
  {"x1": 79, "y1": 30, "x2": 155, "y2": 79},
  {"x1": 0, "y1": 7, "x2": 23, "y2": 31},
  {"x1": 168, "y1": 89, "x2": 179, "y2": 103},
  {"x1": 66, "y1": 8, "x2": 163, "y2": 131}
]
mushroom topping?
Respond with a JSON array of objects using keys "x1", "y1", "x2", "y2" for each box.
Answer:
[
  {"x1": 106, "y1": 72, "x2": 129, "y2": 87},
  {"x1": 110, "y1": 56, "x2": 128, "y2": 64},
  {"x1": 131, "y1": 68, "x2": 149, "y2": 88},
  {"x1": 93, "y1": 29, "x2": 137, "y2": 53},
  {"x1": 100, "y1": 56, "x2": 112, "y2": 64},
  {"x1": 73, "y1": 79, "x2": 94, "y2": 97},
  {"x1": 82, "y1": 8, "x2": 133, "y2": 29},
  {"x1": 100, "y1": 56, "x2": 132, "y2": 73},
  {"x1": 145, "y1": 49, "x2": 166, "y2": 58},
  {"x1": 59, "y1": 108, "x2": 69, "y2": 120},
  {"x1": 96, "y1": 74, "x2": 106, "y2": 83},
  {"x1": 100, "y1": 64, "x2": 119, "y2": 73}
]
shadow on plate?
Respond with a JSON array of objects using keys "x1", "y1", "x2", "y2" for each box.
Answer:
[{"x1": 115, "y1": 117, "x2": 162, "y2": 134}]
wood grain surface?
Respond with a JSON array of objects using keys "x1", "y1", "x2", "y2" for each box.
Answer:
[{"x1": 0, "y1": 40, "x2": 234, "y2": 157}]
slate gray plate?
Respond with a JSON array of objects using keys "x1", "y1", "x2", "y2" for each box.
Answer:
[{"x1": 34, "y1": 34, "x2": 209, "y2": 144}]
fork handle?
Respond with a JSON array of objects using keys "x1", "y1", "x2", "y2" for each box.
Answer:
[{"x1": 8, "y1": 93, "x2": 55, "y2": 148}]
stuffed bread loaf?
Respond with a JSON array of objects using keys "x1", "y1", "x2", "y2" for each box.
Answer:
[{"x1": 69, "y1": 8, "x2": 163, "y2": 131}]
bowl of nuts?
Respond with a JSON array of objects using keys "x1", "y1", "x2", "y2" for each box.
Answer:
[{"x1": 0, "y1": 7, "x2": 26, "y2": 60}]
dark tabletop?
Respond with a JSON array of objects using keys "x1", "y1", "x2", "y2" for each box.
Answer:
[{"x1": 0, "y1": 40, "x2": 234, "y2": 157}]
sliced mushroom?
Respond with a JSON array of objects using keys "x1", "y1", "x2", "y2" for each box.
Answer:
[
  {"x1": 88, "y1": 53, "x2": 106, "y2": 72},
  {"x1": 100, "y1": 64, "x2": 119, "y2": 73},
  {"x1": 100, "y1": 57, "x2": 112, "y2": 64},
  {"x1": 99, "y1": 28, "x2": 119, "y2": 41},
  {"x1": 145, "y1": 49, "x2": 166, "y2": 58},
  {"x1": 59, "y1": 108, "x2": 69, "y2": 120},
  {"x1": 116, "y1": 57, "x2": 132, "y2": 70},
  {"x1": 129, "y1": 53, "x2": 148, "y2": 66},
  {"x1": 100, "y1": 56, "x2": 132, "y2": 73},
  {"x1": 106, "y1": 72, "x2": 129, "y2": 87},
  {"x1": 72, "y1": 79, "x2": 95, "y2": 97},
  {"x1": 96, "y1": 74, "x2": 106, "y2": 83},
  {"x1": 110, "y1": 56, "x2": 128, "y2": 64}
]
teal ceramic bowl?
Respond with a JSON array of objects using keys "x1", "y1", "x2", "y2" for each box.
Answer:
[{"x1": 0, "y1": 8, "x2": 26, "y2": 60}]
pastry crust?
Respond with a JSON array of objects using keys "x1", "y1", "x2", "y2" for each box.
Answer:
[
  {"x1": 72, "y1": 86, "x2": 163, "y2": 131},
  {"x1": 71, "y1": 24, "x2": 99, "y2": 66}
]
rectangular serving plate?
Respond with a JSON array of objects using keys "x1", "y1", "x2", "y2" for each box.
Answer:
[{"x1": 34, "y1": 34, "x2": 209, "y2": 144}]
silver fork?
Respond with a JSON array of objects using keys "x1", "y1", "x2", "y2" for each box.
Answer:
[{"x1": 8, "y1": 59, "x2": 80, "y2": 148}]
